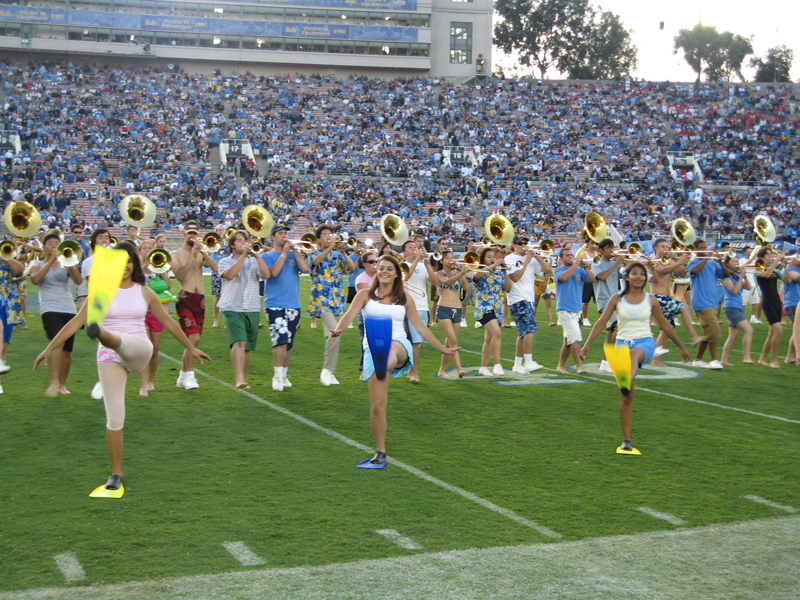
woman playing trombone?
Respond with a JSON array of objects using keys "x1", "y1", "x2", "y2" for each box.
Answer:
[{"x1": 431, "y1": 250, "x2": 470, "y2": 378}]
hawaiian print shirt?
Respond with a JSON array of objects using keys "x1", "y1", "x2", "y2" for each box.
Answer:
[
  {"x1": 307, "y1": 249, "x2": 348, "y2": 317},
  {"x1": 0, "y1": 262, "x2": 23, "y2": 325},
  {"x1": 475, "y1": 269, "x2": 505, "y2": 321}
]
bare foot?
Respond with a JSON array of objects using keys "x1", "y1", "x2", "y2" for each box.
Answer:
[
  {"x1": 212, "y1": 323, "x2": 219, "y2": 328},
  {"x1": 555, "y1": 367, "x2": 569, "y2": 374},
  {"x1": 723, "y1": 362, "x2": 734, "y2": 367},
  {"x1": 46, "y1": 383, "x2": 59, "y2": 398},
  {"x1": 758, "y1": 359, "x2": 770, "y2": 367},
  {"x1": 784, "y1": 358, "x2": 795, "y2": 364},
  {"x1": 139, "y1": 388, "x2": 149, "y2": 397},
  {"x1": 651, "y1": 361, "x2": 666, "y2": 367},
  {"x1": 409, "y1": 376, "x2": 420, "y2": 384},
  {"x1": 577, "y1": 369, "x2": 588, "y2": 375},
  {"x1": 770, "y1": 362, "x2": 780, "y2": 370},
  {"x1": 436, "y1": 371, "x2": 450, "y2": 379},
  {"x1": 58, "y1": 387, "x2": 71, "y2": 395},
  {"x1": 236, "y1": 382, "x2": 251, "y2": 389},
  {"x1": 147, "y1": 382, "x2": 155, "y2": 391},
  {"x1": 742, "y1": 360, "x2": 755, "y2": 364}
]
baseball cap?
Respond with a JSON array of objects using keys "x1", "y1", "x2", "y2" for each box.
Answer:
[
  {"x1": 271, "y1": 223, "x2": 290, "y2": 235},
  {"x1": 512, "y1": 235, "x2": 529, "y2": 245}
]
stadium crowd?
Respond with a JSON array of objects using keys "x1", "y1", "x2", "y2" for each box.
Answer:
[{"x1": 1, "y1": 60, "x2": 800, "y2": 245}]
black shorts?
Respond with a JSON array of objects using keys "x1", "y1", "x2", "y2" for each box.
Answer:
[
  {"x1": 347, "y1": 286, "x2": 357, "y2": 304},
  {"x1": 582, "y1": 281, "x2": 596, "y2": 304},
  {"x1": 41, "y1": 311, "x2": 76, "y2": 353},
  {"x1": 258, "y1": 280, "x2": 265, "y2": 296}
]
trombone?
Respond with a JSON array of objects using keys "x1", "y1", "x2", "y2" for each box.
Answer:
[
  {"x1": 399, "y1": 262, "x2": 425, "y2": 295},
  {"x1": 453, "y1": 251, "x2": 481, "y2": 271}
]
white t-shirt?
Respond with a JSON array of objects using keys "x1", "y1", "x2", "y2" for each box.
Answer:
[
  {"x1": 739, "y1": 256, "x2": 757, "y2": 287},
  {"x1": 506, "y1": 253, "x2": 542, "y2": 304},
  {"x1": 81, "y1": 254, "x2": 94, "y2": 279},
  {"x1": 405, "y1": 261, "x2": 429, "y2": 312}
]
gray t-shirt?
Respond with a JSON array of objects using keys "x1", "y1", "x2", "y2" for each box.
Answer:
[
  {"x1": 592, "y1": 258, "x2": 622, "y2": 315},
  {"x1": 37, "y1": 262, "x2": 78, "y2": 315}
]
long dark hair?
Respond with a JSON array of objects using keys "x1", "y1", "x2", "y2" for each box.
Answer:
[
  {"x1": 368, "y1": 254, "x2": 407, "y2": 306},
  {"x1": 479, "y1": 247, "x2": 496, "y2": 266},
  {"x1": 116, "y1": 241, "x2": 146, "y2": 285},
  {"x1": 620, "y1": 262, "x2": 647, "y2": 298},
  {"x1": 434, "y1": 250, "x2": 453, "y2": 272}
]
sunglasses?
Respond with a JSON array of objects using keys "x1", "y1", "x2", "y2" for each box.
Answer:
[{"x1": 363, "y1": 259, "x2": 377, "y2": 264}]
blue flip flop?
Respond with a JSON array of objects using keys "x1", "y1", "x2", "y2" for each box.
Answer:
[
  {"x1": 357, "y1": 452, "x2": 386, "y2": 469},
  {"x1": 365, "y1": 316, "x2": 393, "y2": 380}
]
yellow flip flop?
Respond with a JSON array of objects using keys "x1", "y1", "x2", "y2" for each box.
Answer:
[
  {"x1": 86, "y1": 245, "x2": 129, "y2": 338},
  {"x1": 89, "y1": 478, "x2": 125, "y2": 499},
  {"x1": 616, "y1": 446, "x2": 642, "y2": 456},
  {"x1": 604, "y1": 343, "x2": 632, "y2": 395}
]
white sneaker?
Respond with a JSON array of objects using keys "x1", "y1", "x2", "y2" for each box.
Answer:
[
  {"x1": 91, "y1": 381, "x2": 104, "y2": 400},
  {"x1": 511, "y1": 365, "x2": 529, "y2": 375},
  {"x1": 272, "y1": 377, "x2": 284, "y2": 392},
  {"x1": 282, "y1": 377, "x2": 293, "y2": 388},
  {"x1": 460, "y1": 320, "x2": 468, "y2": 326},
  {"x1": 692, "y1": 360, "x2": 709, "y2": 369},
  {"x1": 750, "y1": 316, "x2": 763, "y2": 325},
  {"x1": 654, "y1": 347, "x2": 670, "y2": 357},
  {"x1": 708, "y1": 360, "x2": 724, "y2": 370},
  {"x1": 582, "y1": 318, "x2": 591, "y2": 327},
  {"x1": 493, "y1": 364, "x2": 505, "y2": 376},
  {"x1": 176, "y1": 376, "x2": 186, "y2": 389},
  {"x1": 347, "y1": 323, "x2": 354, "y2": 329},
  {"x1": 524, "y1": 361, "x2": 543, "y2": 372},
  {"x1": 0, "y1": 360, "x2": 9, "y2": 375},
  {"x1": 674, "y1": 321, "x2": 681, "y2": 327},
  {"x1": 599, "y1": 360, "x2": 613, "y2": 373},
  {"x1": 478, "y1": 367, "x2": 493, "y2": 377},
  {"x1": 320, "y1": 369, "x2": 339, "y2": 386},
  {"x1": 510, "y1": 321, "x2": 516, "y2": 327},
  {"x1": 183, "y1": 377, "x2": 200, "y2": 390},
  {"x1": 474, "y1": 321, "x2": 483, "y2": 328}
]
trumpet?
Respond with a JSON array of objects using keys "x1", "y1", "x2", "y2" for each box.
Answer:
[
  {"x1": 147, "y1": 249, "x2": 172, "y2": 274},
  {"x1": 496, "y1": 260, "x2": 523, "y2": 270},
  {"x1": 56, "y1": 240, "x2": 82, "y2": 268},
  {"x1": 224, "y1": 226, "x2": 238, "y2": 241},
  {"x1": 202, "y1": 232, "x2": 222, "y2": 253},
  {"x1": 426, "y1": 251, "x2": 444, "y2": 263},
  {"x1": 121, "y1": 194, "x2": 156, "y2": 228},
  {"x1": 0, "y1": 239, "x2": 18, "y2": 261},
  {"x1": 249, "y1": 241, "x2": 266, "y2": 254}
]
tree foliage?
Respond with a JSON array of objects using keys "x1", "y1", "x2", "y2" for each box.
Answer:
[
  {"x1": 493, "y1": 0, "x2": 636, "y2": 79},
  {"x1": 673, "y1": 24, "x2": 753, "y2": 82},
  {"x1": 750, "y1": 45, "x2": 794, "y2": 83}
]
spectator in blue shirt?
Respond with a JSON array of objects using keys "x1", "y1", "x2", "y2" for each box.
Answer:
[{"x1": 554, "y1": 245, "x2": 596, "y2": 374}]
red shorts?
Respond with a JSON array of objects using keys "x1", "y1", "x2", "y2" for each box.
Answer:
[
  {"x1": 176, "y1": 290, "x2": 205, "y2": 336},
  {"x1": 144, "y1": 310, "x2": 165, "y2": 333}
]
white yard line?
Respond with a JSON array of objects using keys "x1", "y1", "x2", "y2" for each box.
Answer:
[
  {"x1": 52, "y1": 554, "x2": 85, "y2": 583},
  {"x1": 375, "y1": 530, "x2": 422, "y2": 550},
  {"x1": 159, "y1": 352, "x2": 561, "y2": 539},
  {"x1": 458, "y1": 349, "x2": 800, "y2": 425},
  {"x1": 222, "y1": 542, "x2": 266, "y2": 566},
  {"x1": 745, "y1": 495, "x2": 798, "y2": 513},
  {"x1": 636, "y1": 507, "x2": 688, "y2": 526}
]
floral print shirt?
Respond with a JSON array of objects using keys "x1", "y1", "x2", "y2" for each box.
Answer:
[
  {"x1": 475, "y1": 269, "x2": 505, "y2": 321},
  {"x1": 0, "y1": 262, "x2": 23, "y2": 325},
  {"x1": 307, "y1": 249, "x2": 348, "y2": 317}
]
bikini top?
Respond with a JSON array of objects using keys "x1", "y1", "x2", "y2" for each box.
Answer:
[{"x1": 438, "y1": 272, "x2": 460, "y2": 291}]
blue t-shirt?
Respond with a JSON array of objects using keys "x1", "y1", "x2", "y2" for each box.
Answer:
[
  {"x1": 784, "y1": 265, "x2": 800, "y2": 309},
  {"x1": 261, "y1": 251, "x2": 301, "y2": 309},
  {"x1": 688, "y1": 259, "x2": 723, "y2": 311},
  {"x1": 348, "y1": 251, "x2": 363, "y2": 289},
  {"x1": 722, "y1": 275, "x2": 744, "y2": 310},
  {"x1": 554, "y1": 266, "x2": 587, "y2": 313}
]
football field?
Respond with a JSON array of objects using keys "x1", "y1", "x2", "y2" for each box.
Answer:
[{"x1": 1, "y1": 278, "x2": 799, "y2": 599}]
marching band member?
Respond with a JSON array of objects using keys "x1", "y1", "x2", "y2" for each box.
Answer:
[
  {"x1": 34, "y1": 242, "x2": 210, "y2": 497},
  {"x1": 429, "y1": 237, "x2": 450, "y2": 327},
  {"x1": 0, "y1": 248, "x2": 24, "y2": 393},
  {"x1": 581, "y1": 240, "x2": 599, "y2": 326},
  {"x1": 460, "y1": 240, "x2": 478, "y2": 326},
  {"x1": 782, "y1": 252, "x2": 800, "y2": 364},
  {"x1": 170, "y1": 219, "x2": 218, "y2": 390},
  {"x1": 402, "y1": 239, "x2": 436, "y2": 383},
  {"x1": 473, "y1": 247, "x2": 512, "y2": 376},
  {"x1": 754, "y1": 247, "x2": 785, "y2": 369},
  {"x1": 262, "y1": 224, "x2": 309, "y2": 392},
  {"x1": 719, "y1": 256, "x2": 754, "y2": 366},
  {"x1": 137, "y1": 238, "x2": 165, "y2": 397},
  {"x1": 505, "y1": 235, "x2": 551, "y2": 373},
  {"x1": 308, "y1": 225, "x2": 355, "y2": 386},
  {"x1": 554, "y1": 245, "x2": 596, "y2": 375},
  {"x1": 30, "y1": 231, "x2": 82, "y2": 397},
  {"x1": 739, "y1": 246, "x2": 763, "y2": 324},
  {"x1": 328, "y1": 255, "x2": 457, "y2": 469},
  {"x1": 355, "y1": 251, "x2": 378, "y2": 375},
  {"x1": 591, "y1": 238, "x2": 625, "y2": 373},
  {"x1": 431, "y1": 250, "x2": 469, "y2": 378},
  {"x1": 688, "y1": 240, "x2": 725, "y2": 370},
  {"x1": 218, "y1": 230, "x2": 272, "y2": 389},
  {"x1": 211, "y1": 224, "x2": 228, "y2": 328},
  {"x1": 581, "y1": 262, "x2": 690, "y2": 454},
  {"x1": 68, "y1": 224, "x2": 91, "y2": 311}
]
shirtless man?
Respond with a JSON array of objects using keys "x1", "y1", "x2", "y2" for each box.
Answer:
[
  {"x1": 648, "y1": 238, "x2": 703, "y2": 366},
  {"x1": 170, "y1": 220, "x2": 218, "y2": 389}
]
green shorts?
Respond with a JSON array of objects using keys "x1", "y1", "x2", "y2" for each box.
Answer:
[{"x1": 224, "y1": 311, "x2": 260, "y2": 351}]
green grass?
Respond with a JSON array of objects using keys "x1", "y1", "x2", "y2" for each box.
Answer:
[{"x1": 1, "y1": 276, "x2": 799, "y2": 594}]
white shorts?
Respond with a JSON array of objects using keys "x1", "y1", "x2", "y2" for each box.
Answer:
[
  {"x1": 741, "y1": 284, "x2": 760, "y2": 305},
  {"x1": 557, "y1": 310, "x2": 582, "y2": 345}
]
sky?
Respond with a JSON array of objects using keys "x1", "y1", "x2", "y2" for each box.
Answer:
[{"x1": 493, "y1": 0, "x2": 800, "y2": 83}]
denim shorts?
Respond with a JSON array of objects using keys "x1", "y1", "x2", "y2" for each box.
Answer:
[
  {"x1": 509, "y1": 300, "x2": 538, "y2": 338},
  {"x1": 406, "y1": 310, "x2": 428, "y2": 344},
  {"x1": 724, "y1": 306, "x2": 746, "y2": 328},
  {"x1": 436, "y1": 305, "x2": 463, "y2": 322}
]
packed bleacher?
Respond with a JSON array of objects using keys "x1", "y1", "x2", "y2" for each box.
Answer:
[{"x1": 2, "y1": 60, "x2": 800, "y2": 247}]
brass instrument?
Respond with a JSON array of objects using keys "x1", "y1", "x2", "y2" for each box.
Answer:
[
  {"x1": 497, "y1": 260, "x2": 523, "y2": 270},
  {"x1": 147, "y1": 249, "x2": 172, "y2": 274},
  {"x1": 4, "y1": 201, "x2": 42, "y2": 238},
  {"x1": 202, "y1": 232, "x2": 222, "y2": 253},
  {"x1": 671, "y1": 218, "x2": 697, "y2": 247},
  {"x1": 0, "y1": 239, "x2": 18, "y2": 261},
  {"x1": 224, "y1": 226, "x2": 238, "y2": 241},
  {"x1": 56, "y1": 240, "x2": 82, "y2": 268},
  {"x1": 110, "y1": 236, "x2": 119, "y2": 246},
  {"x1": 453, "y1": 251, "x2": 481, "y2": 271},
  {"x1": 242, "y1": 205, "x2": 274, "y2": 239},
  {"x1": 380, "y1": 214, "x2": 409, "y2": 247},
  {"x1": 753, "y1": 215, "x2": 776, "y2": 246},
  {"x1": 399, "y1": 262, "x2": 425, "y2": 295},
  {"x1": 426, "y1": 251, "x2": 444, "y2": 263},
  {"x1": 584, "y1": 212, "x2": 608, "y2": 243},
  {"x1": 120, "y1": 194, "x2": 156, "y2": 228},
  {"x1": 484, "y1": 214, "x2": 514, "y2": 246},
  {"x1": 250, "y1": 241, "x2": 265, "y2": 254}
]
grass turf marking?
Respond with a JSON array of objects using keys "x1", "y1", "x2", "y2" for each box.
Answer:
[
  {"x1": 744, "y1": 495, "x2": 798, "y2": 513},
  {"x1": 375, "y1": 530, "x2": 422, "y2": 551},
  {"x1": 158, "y1": 352, "x2": 562, "y2": 539},
  {"x1": 9, "y1": 516, "x2": 799, "y2": 600},
  {"x1": 635, "y1": 507, "x2": 688, "y2": 526},
  {"x1": 457, "y1": 349, "x2": 800, "y2": 425},
  {"x1": 221, "y1": 542, "x2": 266, "y2": 567},
  {"x1": 52, "y1": 554, "x2": 85, "y2": 583}
]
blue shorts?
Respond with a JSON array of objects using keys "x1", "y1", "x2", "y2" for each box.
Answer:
[
  {"x1": 0, "y1": 302, "x2": 12, "y2": 344},
  {"x1": 362, "y1": 337, "x2": 413, "y2": 382},
  {"x1": 617, "y1": 337, "x2": 656, "y2": 367},
  {"x1": 509, "y1": 300, "x2": 538, "y2": 338},
  {"x1": 724, "y1": 306, "x2": 746, "y2": 328},
  {"x1": 436, "y1": 306, "x2": 463, "y2": 322},
  {"x1": 266, "y1": 308, "x2": 301, "y2": 350},
  {"x1": 406, "y1": 310, "x2": 428, "y2": 345},
  {"x1": 655, "y1": 294, "x2": 684, "y2": 322}
]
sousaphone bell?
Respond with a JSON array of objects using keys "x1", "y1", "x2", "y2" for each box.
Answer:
[
  {"x1": 242, "y1": 205, "x2": 274, "y2": 239},
  {"x1": 4, "y1": 201, "x2": 42, "y2": 238},
  {"x1": 121, "y1": 194, "x2": 157, "y2": 228},
  {"x1": 484, "y1": 214, "x2": 514, "y2": 246},
  {"x1": 380, "y1": 214, "x2": 409, "y2": 247}
]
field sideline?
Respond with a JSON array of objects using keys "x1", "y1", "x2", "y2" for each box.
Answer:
[{"x1": 1, "y1": 277, "x2": 798, "y2": 597}]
